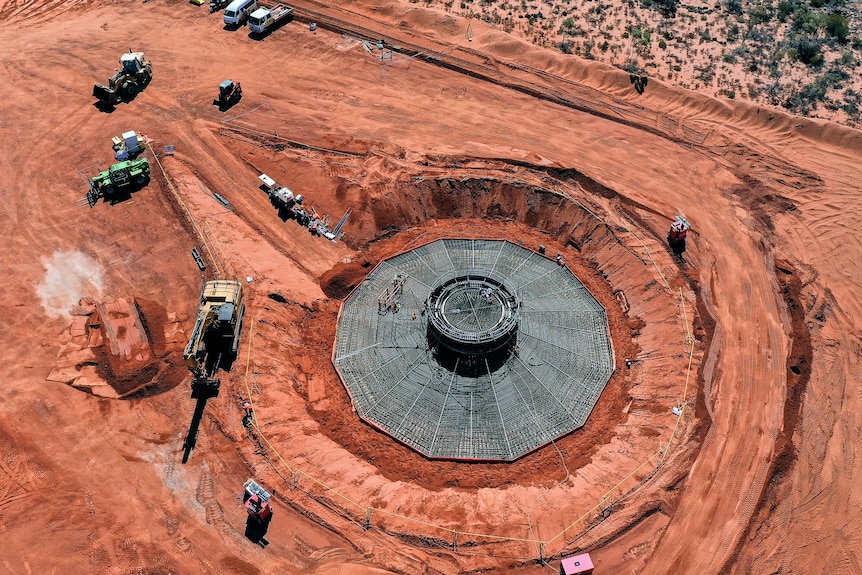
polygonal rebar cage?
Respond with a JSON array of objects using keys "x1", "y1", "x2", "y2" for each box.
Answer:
[{"x1": 332, "y1": 239, "x2": 615, "y2": 461}]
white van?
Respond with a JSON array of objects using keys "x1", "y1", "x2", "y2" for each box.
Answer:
[{"x1": 223, "y1": 0, "x2": 258, "y2": 26}]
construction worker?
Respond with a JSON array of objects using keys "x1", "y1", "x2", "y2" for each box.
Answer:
[
  {"x1": 241, "y1": 401, "x2": 254, "y2": 428},
  {"x1": 667, "y1": 219, "x2": 689, "y2": 258}
]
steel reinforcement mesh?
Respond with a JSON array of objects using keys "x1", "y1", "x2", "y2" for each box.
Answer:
[{"x1": 333, "y1": 239, "x2": 614, "y2": 460}]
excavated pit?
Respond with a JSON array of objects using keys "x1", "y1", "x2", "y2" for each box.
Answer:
[
  {"x1": 284, "y1": 165, "x2": 700, "y2": 487},
  {"x1": 214, "y1": 132, "x2": 707, "y2": 564}
]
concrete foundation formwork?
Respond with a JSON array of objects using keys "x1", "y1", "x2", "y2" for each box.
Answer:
[{"x1": 332, "y1": 239, "x2": 615, "y2": 461}]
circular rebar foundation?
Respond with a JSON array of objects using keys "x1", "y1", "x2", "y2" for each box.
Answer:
[{"x1": 333, "y1": 238, "x2": 615, "y2": 461}]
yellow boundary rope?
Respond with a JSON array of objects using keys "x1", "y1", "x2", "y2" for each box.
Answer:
[{"x1": 151, "y1": 151, "x2": 224, "y2": 277}]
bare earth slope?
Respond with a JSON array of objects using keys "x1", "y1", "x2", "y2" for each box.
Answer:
[{"x1": 1, "y1": 1, "x2": 861, "y2": 574}]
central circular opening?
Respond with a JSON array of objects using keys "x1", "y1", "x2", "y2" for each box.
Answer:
[
  {"x1": 427, "y1": 273, "x2": 519, "y2": 377},
  {"x1": 440, "y1": 285, "x2": 506, "y2": 335}
]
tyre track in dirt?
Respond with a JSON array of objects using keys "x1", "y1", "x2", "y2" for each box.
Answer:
[
  {"x1": 288, "y1": 0, "x2": 710, "y2": 149},
  {"x1": 1, "y1": 3, "x2": 839, "y2": 573},
  {"x1": 0, "y1": 0, "x2": 104, "y2": 28},
  {"x1": 637, "y1": 196, "x2": 787, "y2": 573},
  {"x1": 0, "y1": 453, "x2": 35, "y2": 515}
]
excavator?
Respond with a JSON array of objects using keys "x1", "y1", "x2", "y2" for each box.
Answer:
[{"x1": 181, "y1": 280, "x2": 245, "y2": 462}]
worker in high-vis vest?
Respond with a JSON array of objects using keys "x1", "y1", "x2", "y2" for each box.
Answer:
[{"x1": 667, "y1": 220, "x2": 689, "y2": 257}]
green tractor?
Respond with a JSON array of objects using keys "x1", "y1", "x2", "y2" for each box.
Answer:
[{"x1": 86, "y1": 157, "x2": 151, "y2": 207}]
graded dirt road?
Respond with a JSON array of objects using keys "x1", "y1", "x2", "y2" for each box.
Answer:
[{"x1": 1, "y1": 1, "x2": 861, "y2": 574}]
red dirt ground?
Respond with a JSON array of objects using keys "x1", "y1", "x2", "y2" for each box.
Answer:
[{"x1": 1, "y1": 1, "x2": 861, "y2": 574}]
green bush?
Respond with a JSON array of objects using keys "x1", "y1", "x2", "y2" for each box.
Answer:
[
  {"x1": 724, "y1": 0, "x2": 742, "y2": 14},
  {"x1": 792, "y1": 8, "x2": 820, "y2": 34},
  {"x1": 824, "y1": 13, "x2": 850, "y2": 41},
  {"x1": 749, "y1": 4, "x2": 773, "y2": 24},
  {"x1": 659, "y1": 39, "x2": 667, "y2": 48},
  {"x1": 824, "y1": 66, "x2": 850, "y2": 86},
  {"x1": 844, "y1": 90, "x2": 860, "y2": 117},
  {"x1": 793, "y1": 35, "x2": 824, "y2": 66},
  {"x1": 653, "y1": 0, "x2": 679, "y2": 17},
  {"x1": 784, "y1": 77, "x2": 828, "y2": 113},
  {"x1": 726, "y1": 22, "x2": 740, "y2": 41},
  {"x1": 800, "y1": 78, "x2": 828, "y2": 102},
  {"x1": 777, "y1": 0, "x2": 794, "y2": 21},
  {"x1": 838, "y1": 50, "x2": 856, "y2": 66}
]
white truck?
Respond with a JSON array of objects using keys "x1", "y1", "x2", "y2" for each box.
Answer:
[
  {"x1": 223, "y1": 0, "x2": 257, "y2": 26},
  {"x1": 248, "y1": 4, "x2": 293, "y2": 34}
]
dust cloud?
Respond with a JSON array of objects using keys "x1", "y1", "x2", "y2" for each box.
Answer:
[{"x1": 37, "y1": 250, "x2": 104, "y2": 317}]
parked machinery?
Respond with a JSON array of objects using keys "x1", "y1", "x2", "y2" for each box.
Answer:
[
  {"x1": 86, "y1": 157, "x2": 150, "y2": 205},
  {"x1": 209, "y1": 0, "x2": 231, "y2": 12},
  {"x1": 93, "y1": 50, "x2": 153, "y2": 106},
  {"x1": 215, "y1": 79, "x2": 242, "y2": 111},
  {"x1": 241, "y1": 478, "x2": 274, "y2": 547},
  {"x1": 248, "y1": 3, "x2": 294, "y2": 34},
  {"x1": 180, "y1": 280, "x2": 245, "y2": 463},
  {"x1": 242, "y1": 479, "x2": 273, "y2": 524},
  {"x1": 111, "y1": 130, "x2": 147, "y2": 160},
  {"x1": 183, "y1": 280, "x2": 245, "y2": 397},
  {"x1": 257, "y1": 173, "x2": 351, "y2": 241}
]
